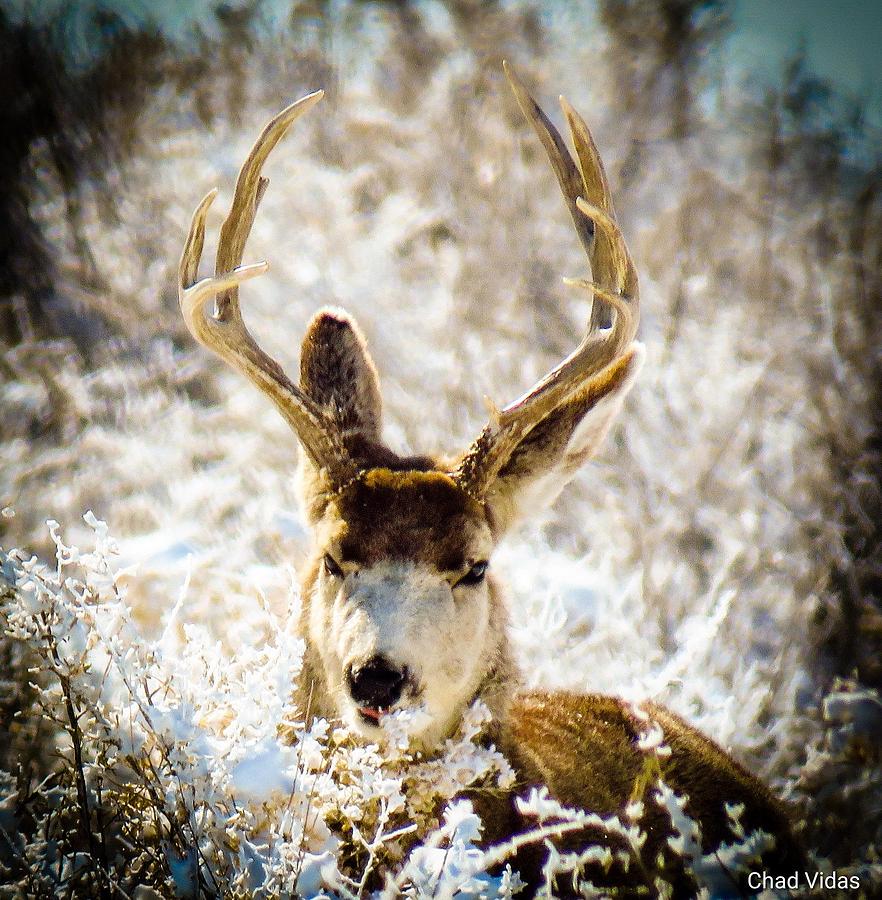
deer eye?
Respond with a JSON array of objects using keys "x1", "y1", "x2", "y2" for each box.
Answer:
[
  {"x1": 456, "y1": 561, "x2": 488, "y2": 588},
  {"x1": 323, "y1": 554, "x2": 344, "y2": 579}
]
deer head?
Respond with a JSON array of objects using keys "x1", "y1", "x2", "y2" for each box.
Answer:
[{"x1": 179, "y1": 65, "x2": 642, "y2": 750}]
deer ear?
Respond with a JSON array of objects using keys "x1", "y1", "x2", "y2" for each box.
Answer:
[
  {"x1": 484, "y1": 344, "x2": 644, "y2": 534},
  {"x1": 299, "y1": 307, "x2": 383, "y2": 440},
  {"x1": 297, "y1": 308, "x2": 384, "y2": 520}
]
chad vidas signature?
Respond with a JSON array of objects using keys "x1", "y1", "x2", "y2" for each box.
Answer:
[{"x1": 748, "y1": 870, "x2": 861, "y2": 892}]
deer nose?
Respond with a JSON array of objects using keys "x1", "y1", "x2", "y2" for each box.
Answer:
[{"x1": 346, "y1": 655, "x2": 407, "y2": 710}]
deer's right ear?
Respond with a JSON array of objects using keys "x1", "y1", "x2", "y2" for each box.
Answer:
[
  {"x1": 297, "y1": 308, "x2": 382, "y2": 519},
  {"x1": 300, "y1": 307, "x2": 383, "y2": 441}
]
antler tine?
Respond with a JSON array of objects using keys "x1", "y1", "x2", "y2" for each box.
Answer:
[
  {"x1": 213, "y1": 93, "x2": 313, "y2": 319},
  {"x1": 179, "y1": 90, "x2": 358, "y2": 487},
  {"x1": 452, "y1": 64, "x2": 640, "y2": 498}
]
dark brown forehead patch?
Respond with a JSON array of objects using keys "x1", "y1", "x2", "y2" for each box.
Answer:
[{"x1": 334, "y1": 468, "x2": 488, "y2": 569}]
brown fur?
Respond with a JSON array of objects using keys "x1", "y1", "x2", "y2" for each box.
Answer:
[
  {"x1": 334, "y1": 470, "x2": 486, "y2": 569},
  {"x1": 300, "y1": 308, "x2": 383, "y2": 441},
  {"x1": 494, "y1": 692, "x2": 804, "y2": 893}
]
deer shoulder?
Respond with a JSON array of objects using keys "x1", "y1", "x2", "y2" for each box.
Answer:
[{"x1": 178, "y1": 64, "x2": 805, "y2": 893}]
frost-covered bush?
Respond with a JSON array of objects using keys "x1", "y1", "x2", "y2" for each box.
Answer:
[
  {"x1": 1, "y1": 516, "x2": 784, "y2": 896},
  {"x1": 0, "y1": 516, "x2": 511, "y2": 895}
]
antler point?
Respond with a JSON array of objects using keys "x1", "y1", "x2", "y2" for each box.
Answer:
[{"x1": 482, "y1": 395, "x2": 502, "y2": 426}]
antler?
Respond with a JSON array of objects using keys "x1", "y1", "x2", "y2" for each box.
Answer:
[
  {"x1": 179, "y1": 90, "x2": 358, "y2": 488},
  {"x1": 452, "y1": 63, "x2": 640, "y2": 498}
]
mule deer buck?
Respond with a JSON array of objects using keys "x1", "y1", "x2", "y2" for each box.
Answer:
[{"x1": 179, "y1": 65, "x2": 803, "y2": 893}]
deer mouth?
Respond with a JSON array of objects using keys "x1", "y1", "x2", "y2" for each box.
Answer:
[{"x1": 357, "y1": 705, "x2": 385, "y2": 724}]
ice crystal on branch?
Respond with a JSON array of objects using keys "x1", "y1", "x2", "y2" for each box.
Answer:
[{"x1": 0, "y1": 518, "x2": 545, "y2": 896}]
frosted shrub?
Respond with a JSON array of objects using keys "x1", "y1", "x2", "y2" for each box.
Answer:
[
  {"x1": 654, "y1": 784, "x2": 778, "y2": 899},
  {"x1": 0, "y1": 516, "x2": 511, "y2": 895},
  {"x1": 1, "y1": 516, "x2": 781, "y2": 897}
]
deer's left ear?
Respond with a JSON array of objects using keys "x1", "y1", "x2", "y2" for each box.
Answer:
[{"x1": 484, "y1": 344, "x2": 644, "y2": 534}]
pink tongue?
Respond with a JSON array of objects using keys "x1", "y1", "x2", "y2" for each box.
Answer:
[{"x1": 359, "y1": 707, "x2": 382, "y2": 722}]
